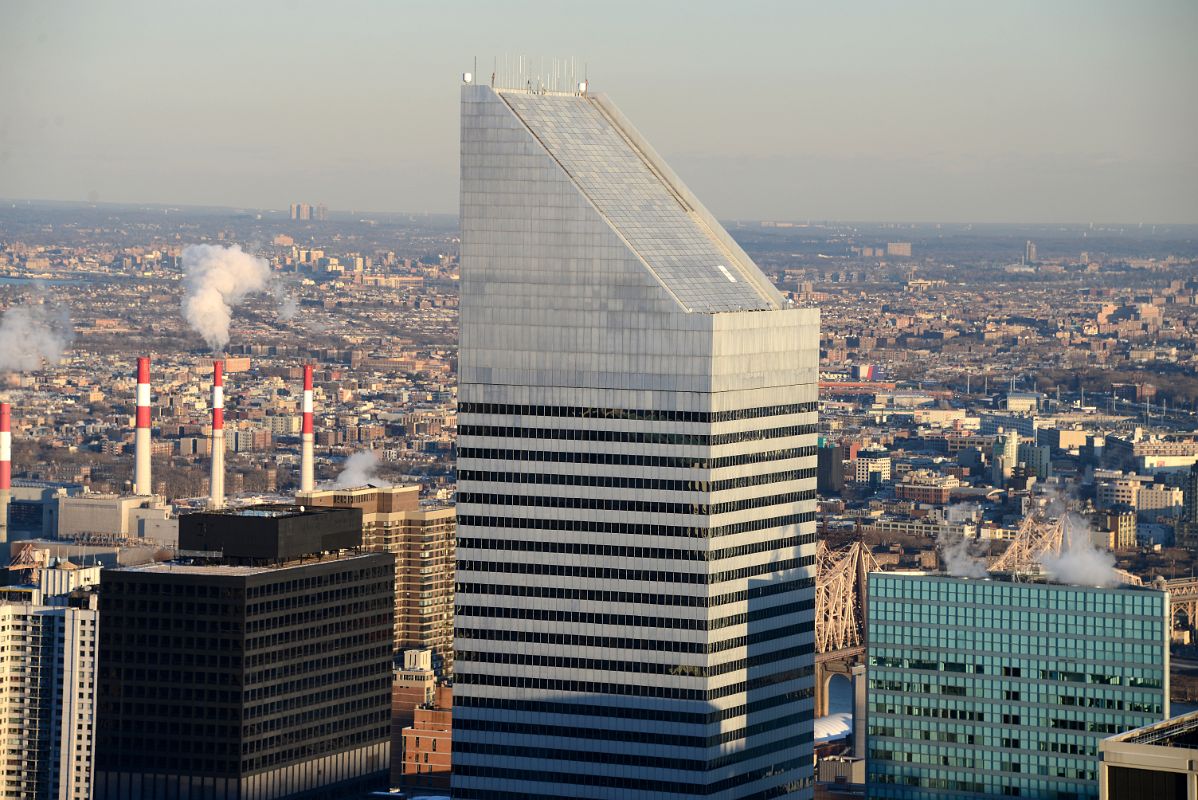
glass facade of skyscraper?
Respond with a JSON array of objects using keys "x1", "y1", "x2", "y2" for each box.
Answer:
[
  {"x1": 453, "y1": 80, "x2": 819, "y2": 800},
  {"x1": 867, "y1": 573, "x2": 1168, "y2": 799}
]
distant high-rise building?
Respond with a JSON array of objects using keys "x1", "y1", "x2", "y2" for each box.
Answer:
[
  {"x1": 298, "y1": 484, "x2": 456, "y2": 672},
  {"x1": 289, "y1": 202, "x2": 312, "y2": 221},
  {"x1": 855, "y1": 447, "x2": 891, "y2": 486},
  {"x1": 0, "y1": 580, "x2": 98, "y2": 800},
  {"x1": 991, "y1": 427, "x2": 1020, "y2": 486},
  {"x1": 867, "y1": 572, "x2": 1169, "y2": 799},
  {"x1": 1018, "y1": 439, "x2": 1052, "y2": 480},
  {"x1": 1179, "y1": 462, "x2": 1198, "y2": 548},
  {"x1": 1026, "y1": 240, "x2": 1038, "y2": 263},
  {"x1": 1101, "y1": 503, "x2": 1138, "y2": 550},
  {"x1": 454, "y1": 80, "x2": 819, "y2": 799},
  {"x1": 314, "y1": 203, "x2": 328, "y2": 221},
  {"x1": 886, "y1": 242, "x2": 912, "y2": 257},
  {"x1": 94, "y1": 506, "x2": 394, "y2": 799},
  {"x1": 818, "y1": 441, "x2": 846, "y2": 495}
]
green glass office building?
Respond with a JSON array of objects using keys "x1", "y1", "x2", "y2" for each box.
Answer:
[{"x1": 867, "y1": 573, "x2": 1169, "y2": 799}]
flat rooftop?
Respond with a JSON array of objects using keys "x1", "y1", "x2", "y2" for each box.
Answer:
[
  {"x1": 1108, "y1": 710, "x2": 1198, "y2": 749},
  {"x1": 117, "y1": 551, "x2": 381, "y2": 576}
]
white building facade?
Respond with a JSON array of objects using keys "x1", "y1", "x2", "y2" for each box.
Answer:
[
  {"x1": 0, "y1": 587, "x2": 98, "y2": 800},
  {"x1": 453, "y1": 82, "x2": 819, "y2": 799}
]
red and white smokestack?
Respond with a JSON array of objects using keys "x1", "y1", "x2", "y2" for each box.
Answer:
[
  {"x1": 210, "y1": 360, "x2": 225, "y2": 509},
  {"x1": 0, "y1": 402, "x2": 11, "y2": 544},
  {"x1": 300, "y1": 364, "x2": 315, "y2": 492},
  {"x1": 134, "y1": 356, "x2": 152, "y2": 495}
]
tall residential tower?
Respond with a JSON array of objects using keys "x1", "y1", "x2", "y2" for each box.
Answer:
[{"x1": 454, "y1": 79, "x2": 819, "y2": 799}]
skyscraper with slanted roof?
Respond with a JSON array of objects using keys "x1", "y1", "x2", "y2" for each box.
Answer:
[{"x1": 453, "y1": 76, "x2": 820, "y2": 800}]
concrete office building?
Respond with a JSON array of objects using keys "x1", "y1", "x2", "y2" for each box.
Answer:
[
  {"x1": 855, "y1": 448, "x2": 891, "y2": 486},
  {"x1": 1100, "y1": 710, "x2": 1198, "y2": 798},
  {"x1": 867, "y1": 573, "x2": 1169, "y2": 799},
  {"x1": 298, "y1": 484, "x2": 455, "y2": 672},
  {"x1": 0, "y1": 580, "x2": 99, "y2": 800},
  {"x1": 454, "y1": 78, "x2": 819, "y2": 799},
  {"x1": 94, "y1": 506, "x2": 394, "y2": 800}
]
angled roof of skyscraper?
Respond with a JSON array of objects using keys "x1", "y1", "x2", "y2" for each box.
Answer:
[{"x1": 493, "y1": 86, "x2": 785, "y2": 314}]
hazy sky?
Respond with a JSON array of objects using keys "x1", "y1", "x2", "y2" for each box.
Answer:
[{"x1": 2, "y1": 0, "x2": 1195, "y2": 222}]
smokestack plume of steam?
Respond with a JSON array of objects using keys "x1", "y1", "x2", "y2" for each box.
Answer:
[
  {"x1": 1039, "y1": 513, "x2": 1120, "y2": 588},
  {"x1": 945, "y1": 502, "x2": 979, "y2": 524},
  {"x1": 330, "y1": 451, "x2": 390, "y2": 490},
  {"x1": 937, "y1": 529, "x2": 988, "y2": 578},
  {"x1": 0, "y1": 303, "x2": 72, "y2": 371},
  {"x1": 271, "y1": 283, "x2": 299, "y2": 321},
  {"x1": 181, "y1": 244, "x2": 272, "y2": 350}
]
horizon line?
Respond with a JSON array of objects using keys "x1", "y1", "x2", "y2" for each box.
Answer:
[{"x1": 2, "y1": 196, "x2": 1197, "y2": 230}]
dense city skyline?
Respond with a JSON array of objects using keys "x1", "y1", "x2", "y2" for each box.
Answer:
[
  {"x1": 2, "y1": 0, "x2": 1196, "y2": 223},
  {"x1": 0, "y1": 4, "x2": 1196, "y2": 797}
]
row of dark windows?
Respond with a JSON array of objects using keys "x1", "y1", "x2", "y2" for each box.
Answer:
[
  {"x1": 458, "y1": 445, "x2": 817, "y2": 470},
  {"x1": 242, "y1": 696, "x2": 386, "y2": 738},
  {"x1": 456, "y1": 643, "x2": 806, "y2": 680},
  {"x1": 458, "y1": 401, "x2": 819, "y2": 423},
  {"x1": 453, "y1": 782, "x2": 812, "y2": 800},
  {"x1": 245, "y1": 646, "x2": 384, "y2": 686},
  {"x1": 456, "y1": 733, "x2": 810, "y2": 776},
  {"x1": 243, "y1": 676, "x2": 392, "y2": 721},
  {"x1": 458, "y1": 555, "x2": 814, "y2": 586},
  {"x1": 454, "y1": 755, "x2": 811, "y2": 796},
  {"x1": 457, "y1": 490, "x2": 815, "y2": 517},
  {"x1": 456, "y1": 599, "x2": 812, "y2": 633},
  {"x1": 242, "y1": 723, "x2": 390, "y2": 772},
  {"x1": 458, "y1": 512, "x2": 815, "y2": 540},
  {"x1": 455, "y1": 575, "x2": 815, "y2": 609},
  {"x1": 245, "y1": 617, "x2": 393, "y2": 651},
  {"x1": 456, "y1": 686, "x2": 815, "y2": 726},
  {"x1": 457, "y1": 534, "x2": 807, "y2": 563},
  {"x1": 455, "y1": 709, "x2": 809, "y2": 750},
  {"x1": 459, "y1": 467, "x2": 817, "y2": 493},
  {"x1": 459, "y1": 423, "x2": 817, "y2": 447},
  {"x1": 457, "y1": 620, "x2": 814, "y2": 656},
  {"x1": 455, "y1": 665, "x2": 813, "y2": 702}
]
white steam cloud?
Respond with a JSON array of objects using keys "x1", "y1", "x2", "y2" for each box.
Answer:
[
  {"x1": 1039, "y1": 513, "x2": 1120, "y2": 588},
  {"x1": 329, "y1": 451, "x2": 391, "y2": 489},
  {"x1": 937, "y1": 529, "x2": 988, "y2": 578},
  {"x1": 0, "y1": 303, "x2": 73, "y2": 371},
  {"x1": 181, "y1": 244, "x2": 272, "y2": 350},
  {"x1": 945, "y1": 502, "x2": 979, "y2": 524},
  {"x1": 277, "y1": 293, "x2": 299, "y2": 321},
  {"x1": 270, "y1": 281, "x2": 299, "y2": 321}
]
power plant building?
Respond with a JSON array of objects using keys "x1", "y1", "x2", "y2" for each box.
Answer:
[
  {"x1": 454, "y1": 78, "x2": 819, "y2": 799},
  {"x1": 867, "y1": 573, "x2": 1169, "y2": 799}
]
